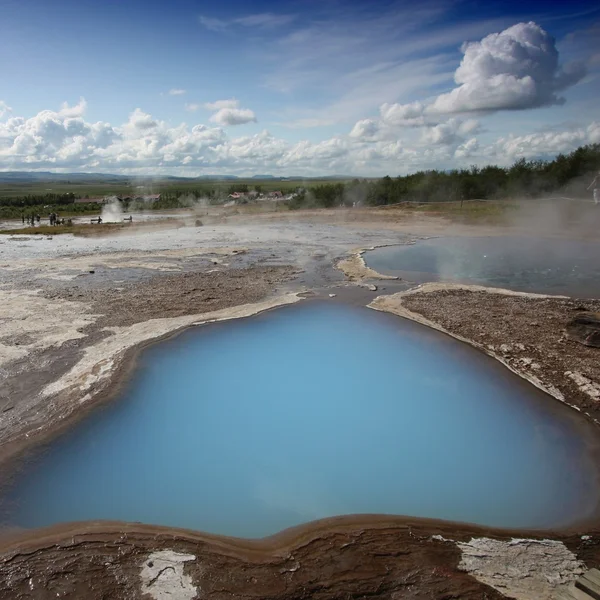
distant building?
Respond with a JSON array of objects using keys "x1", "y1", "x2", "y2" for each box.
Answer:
[
  {"x1": 118, "y1": 194, "x2": 161, "y2": 202},
  {"x1": 74, "y1": 197, "x2": 107, "y2": 204}
]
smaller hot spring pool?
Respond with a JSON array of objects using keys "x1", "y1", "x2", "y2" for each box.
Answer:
[
  {"x1": 0, "y1": 303, "x2": 598, "y2": 538},
  {"x1": 366, "y1": 236, "x2": 600, "y2": 297}
]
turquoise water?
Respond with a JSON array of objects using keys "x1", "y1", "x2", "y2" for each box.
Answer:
[
  {"x1": 1, "y1": 303, "x2": 597, "y2": 538},
  {"x1": 366, "y1": 237, "x2": 600, "y2": 297}
]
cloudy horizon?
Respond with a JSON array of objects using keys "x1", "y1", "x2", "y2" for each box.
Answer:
[{"x1": 0, "y1": 0, "x2": 598, "y2": 177}]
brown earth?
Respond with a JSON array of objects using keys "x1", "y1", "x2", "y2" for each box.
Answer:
[
  {"x1": 2, "y1": 517, "x2": 599, "y2": 600},
  {"x1": 42, "y1": 265, "x2": 298, "y2": 327}
]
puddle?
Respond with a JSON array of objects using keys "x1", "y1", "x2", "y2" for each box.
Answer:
[
  {"x1": 366, "y1": 237, "x2": 600, "y2": 297},
  {"x1": 1, "y1": 302, "x2": 597, "y2": 537}
]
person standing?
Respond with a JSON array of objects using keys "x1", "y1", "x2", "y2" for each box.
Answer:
[{"x1": 588, "y1": 171, "x2": 600, "y2": 205}]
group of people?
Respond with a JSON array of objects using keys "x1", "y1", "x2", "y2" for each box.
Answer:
[
  {"x1": 22, "y1": 214, "x2": 40, "y2": 226},
  {"x1": 48, "y1": 212, "x2": 65, "y2": 226},
  {"x1": 20, "y1": 212, "x2": 69, "y2": 226}
]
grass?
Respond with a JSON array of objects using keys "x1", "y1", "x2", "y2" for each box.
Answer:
[
  {"x1": 0, "y1": 223, "x2": 132, "y2": 236},
  {"x1": 404, "y1": 200, "x2": 516, "y2": 223}
]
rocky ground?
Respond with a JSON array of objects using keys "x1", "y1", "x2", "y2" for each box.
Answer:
[{"x1": 1, "y1": 208, "x2": 600, "y2": 599}]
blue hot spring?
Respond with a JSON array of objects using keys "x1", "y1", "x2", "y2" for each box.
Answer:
[
  {"x1": 366, "y1": 236, "x2": 600, "y2": 297},
  {"x1": 0, "y1": 303, "x2": 597, "y2": 538}
]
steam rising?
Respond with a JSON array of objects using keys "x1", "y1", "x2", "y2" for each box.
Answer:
[{"x1": 101, "y1": 198, "x2": 124, "y2": 223}]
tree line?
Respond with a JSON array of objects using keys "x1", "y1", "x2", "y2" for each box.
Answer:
[
  {"x1": 290, "y1": 143, "x2": 600, "y2": 208},
  {"x1": 1, "y1": 143, "x2": 598, "y2": 218}
]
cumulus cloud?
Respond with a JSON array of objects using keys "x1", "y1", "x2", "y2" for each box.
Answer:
[
  {"x1": 421, "y1": 118, "x2": 481, "y2": 145},
  {"x1": 359, "y1": 21, "x2": 586, "y2": 133},
  {"x1": 210, "y1": 107, "x2": 257, "y2": 126},
  {"x1": 430, "y1": 22, "x2": 586, "y2": 113},
  {"x1": 126, "y1": 108, "x2": 157, "y2": 131},
  {"x1": 380, "y1": 101, "x2": 427, "y2": 127},
  {"x1": 454, "y1": 137, "x2": 479, "y2": 159},
  {"x1": 0, "y1": 99, "x2": 596, "y2": 176},
  {"x1": 203, "y1": 99, "x2": 257, "y2": 126},
  {"x1": 490, "y1": 122, "x2": 600, "y2": 162},
  {"x1": 349, "y1": 119, "x2": 379, "y2": 139},
  {"x1": 168, "y1": 89, "x2": 186, "y2": 96},
  {"x1": 58, "y1": 98, "x2": 87, "y2": 118}
]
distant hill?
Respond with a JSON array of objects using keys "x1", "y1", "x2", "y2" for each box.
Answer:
[
  {"x1": 0, "y1": 171, "x2": 133, "y2": 184},
  {"x1": 0, "y1": 171, "x2": 358, "y2": 184}
]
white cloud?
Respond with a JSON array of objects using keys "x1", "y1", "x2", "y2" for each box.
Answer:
[
  {"x1": 0, "y1": 101, "x2": 12, "y2": 119},
  {"x1": 421, "y1": 118, "x2": 481, "y2": 145},
  {"x1": 0, "y1": 100, "x2": 596, "y2": 176},
  {"x1": 380, "y1": 101, "x2": 427, "y2": 127},
  {"x1": 209, "y1": 107, "x2": 257, "y2": 126},
  {"x1": 370, "y1": 22, "x2": 586, "y2": 125},
  {"x1": 58, "y1": 98, "x2": 87, "y2": 118},
  {"x1": 454, "y1": 137, "x2": 479, "y2": 159},
  {"x1": 430, "y1": 22, "x2": 586, "y2": 114},
  {"x1": 203, "y1": 99, "x2": 239, "y2": 111},
  {"x1": 349, "y1": 119, "x2": 379, "y2": 139},
  {"x1": 489, "y1": 122, "x2": 600, "y2": 162},
  {"x1": 168, "y1": 89, "x2": 186, "y2": 96},
  {"x1": 185, "y1": 103, "x2": 200, "y2": 112},
  {"x1": 202, "y1": 99, "x2": 256, "y2": 126},
  {"x1": 126, "y1": 108, "x2": 157, "y2": 131}
]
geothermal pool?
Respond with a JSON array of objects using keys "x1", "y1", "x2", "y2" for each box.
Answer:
[
  {"x1": 366, "y1": 237, "x2": 600, "y2": 297},
  {"x1": 1, "y1": 303, "x2": 597, "y2": 538}
]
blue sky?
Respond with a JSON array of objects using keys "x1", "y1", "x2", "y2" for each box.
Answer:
[{"x1": 0, "y1": 0, "x2": 598, "y2": 175}]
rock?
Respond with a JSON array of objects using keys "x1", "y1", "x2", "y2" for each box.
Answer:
[
  {"x1": 328, "y1": 293, "x2": 337, "y2": 298},
  {"x1": 195, "y1": 219, "x2": 203, "y2": 227},
  {"x1": 565, "y1": 312, "x2": 600, "y2": 348},
  {"x1": 564, "y1": 371, "x2": 600, "y2": 400},
  {"x1": 458, "y1": 537, "x2": 585, "y2": 600}
]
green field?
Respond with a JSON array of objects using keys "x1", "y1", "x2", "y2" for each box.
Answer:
[{"x1": 0, "y1": 177, "x2": 351, "y2": 199}]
